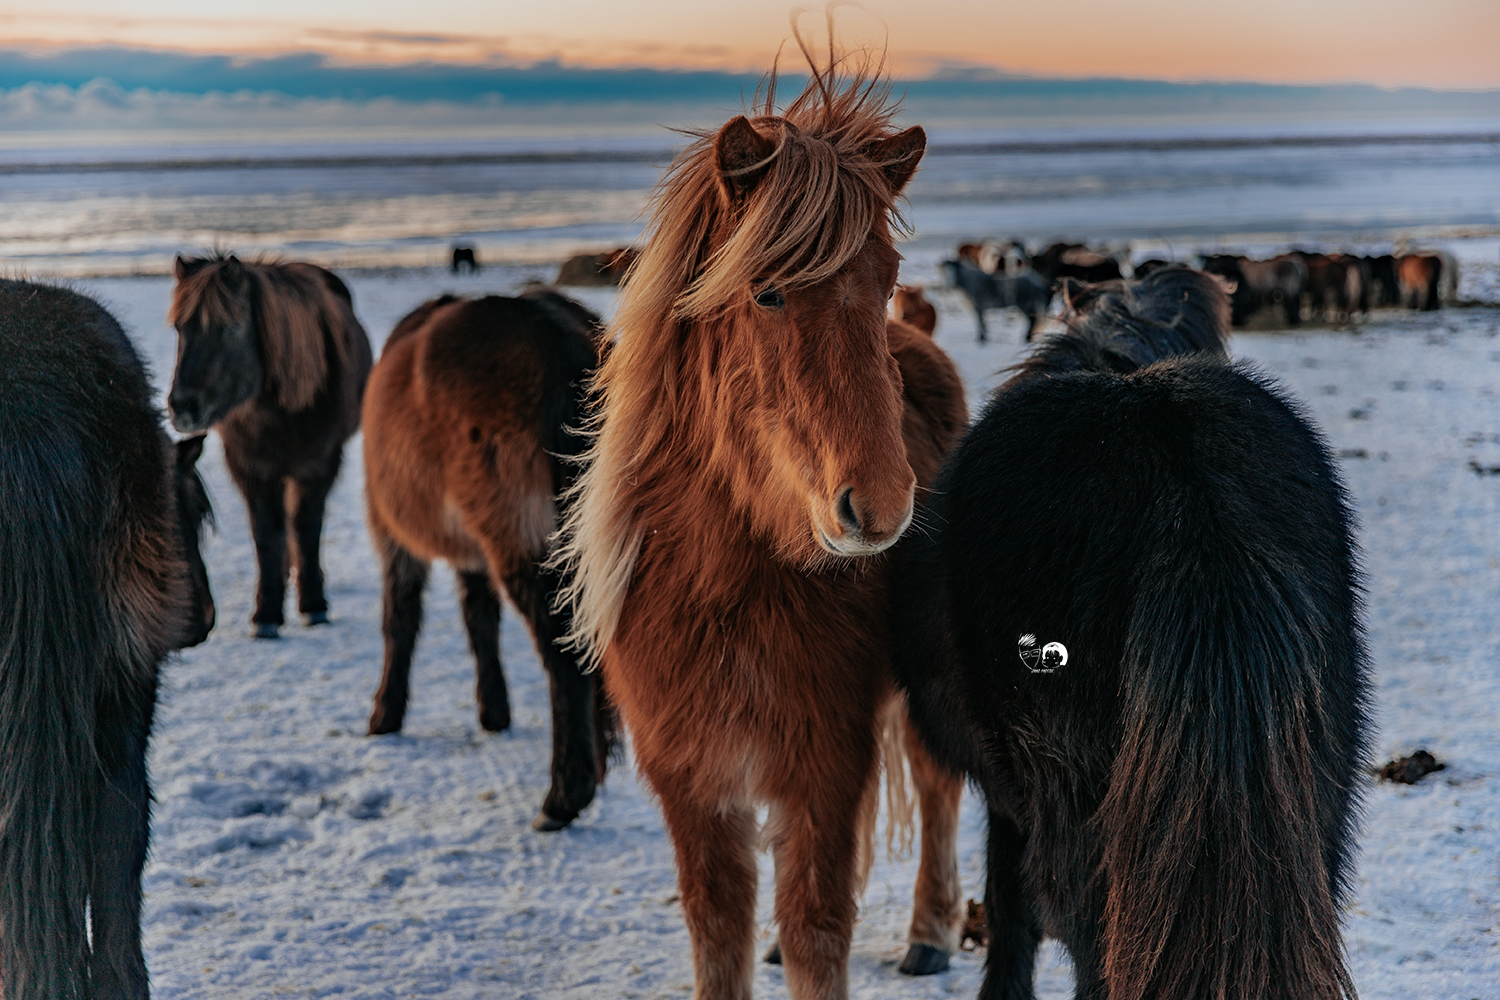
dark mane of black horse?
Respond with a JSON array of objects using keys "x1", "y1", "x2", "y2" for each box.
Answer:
[
  {"x1": 1016, "y1": 266, "x2": 1230, "y2": 376},
  {"x1": 893, "y1": 265, "x2": 1368, "y2": 1000},
  {"x1": 0, "y1": 279, "x2": 214, "y2": 999},
  {"x1": 169, "y1": 253, "x2": 372, "y2": 638}
]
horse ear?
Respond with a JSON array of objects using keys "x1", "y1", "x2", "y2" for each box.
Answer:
[
  {"x1": 174, "y1": 255, "x2": 204, "y2": 281},
  {"x1": 1058, "y1": 277, "x2": 1090, "y2": 310},
  {"x1": 714, "y1": 115, "x2": 776, "y2": 203},
  {"x1": 176, "y1": 433, "x2": 205, "y2": 469},
  {"x1": 1207, "y1": 272, "x2": 1239, "y2": 297},
  {"x1": 221, "y1": 256, "x2": 246, "y2": 287},
  {"x1": 866, "y1": 125, "x2": 926, "y2": 194}
]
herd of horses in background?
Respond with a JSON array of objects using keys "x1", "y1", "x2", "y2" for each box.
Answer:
[
  {"x1": 10, "y1": 43, "x2": 1469, "y2": 1000},
  {"x1": 937, "y1": 236, "x2": 1461, "y2": 342}
]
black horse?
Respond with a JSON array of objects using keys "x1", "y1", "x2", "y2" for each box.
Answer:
[
  {"x1": 1, "y1": 279, "x2": 215, "y2": 999},
  {"x1": 941, "y1": 258, "x2": 1052, "y2": 342},
  {"x1": 894, "y1": 266, "x2": 1368, "y2": 1000},
  {"x1": 451, "y1": 245, "x2": 480, "y2": 273},
  {"x1": 1030, "y1": 242, "x2": 1123, "y2": 286},
  {"x1": 168, "y1": 254, "x2": 373, "y2": 638}
]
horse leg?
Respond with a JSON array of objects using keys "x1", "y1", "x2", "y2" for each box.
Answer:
[
  {"x1": 657, "y1": 788, "x2": 759, "y2": 1000},
  {"x1": 975, "y1": 307, "x2": 988, "y2": 344},
  {"x1": 88, "y1": 689, "x2": 154, "y2": 1000},
  {"x1": 368, "y1": 534, "x2": 429, "y2": 735},
  {"x1": 455, "y1": 569, "x2": 511, "y2": 733},
  {"x1": 287, "y1": 474, "x2": 335, "y2": 625},
  {"x1": 498, "y1": 558, "x2": 601, "y2": 830},
  {"x1": 245, "y1": 476, "x2": 289, "y2": 638},
  {"x1": 978, "y1": 807, "x2": 1041, "y2": 1000},
  {"x1": 899, "y1": 718, "x2": 964, "y2": 975},
  {"x1": 771, "y1": 779, "x2": 866, "y2": 999}
]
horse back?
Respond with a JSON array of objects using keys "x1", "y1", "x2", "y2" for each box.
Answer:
[{"x1": 365, "y1": 294, "x2": 598, "y2": 562}]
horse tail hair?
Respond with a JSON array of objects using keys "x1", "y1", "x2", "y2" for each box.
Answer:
[
  {"x1": 0, "y1": 436, "x2": 105, "y2": 999},
  {"x1": 849, "y1": 700, "x2": 915, "y2": 895},
  {"x1": 1095, "y1": 538, "x2": 1360, "y2": 1000}
]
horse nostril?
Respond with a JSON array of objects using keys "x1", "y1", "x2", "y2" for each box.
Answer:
[{"x1": 836, "y1": 487, "x2": 861, "y2": 535}]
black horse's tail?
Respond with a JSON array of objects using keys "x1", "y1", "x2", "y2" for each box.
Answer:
[
  {"x1": 0, "y1": 438, "x2": 104, "y2": 998},
  {"x1": 1095, "y1": 550, "x2": 1359, "y2": 1000}
]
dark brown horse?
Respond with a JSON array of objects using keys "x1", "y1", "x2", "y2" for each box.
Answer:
[
  {"x1": 554, "y1": 247, "x2": 638, "y2": 286},
  {"x1": 362, "y1": 288, "x2": 615, "y2": 831},
  {"x1": 552, "y1": 51, "x2": 969, "y2": 997},
  {"x1": 1, "y1": 279, "x2": 215, "y2": 999},
  {"x1": 168, "y1": 254, "x2": 372, "y2": 638},
  {"x1": 1031, "y1": 242, "x2": 1123, "y2": 285}
]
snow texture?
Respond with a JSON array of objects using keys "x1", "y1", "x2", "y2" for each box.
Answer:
[{"x1": 56, "y1": 250, "x2": 1500, "y2": 998}]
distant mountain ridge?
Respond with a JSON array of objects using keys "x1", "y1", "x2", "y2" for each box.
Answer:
[{"x1": 4, "y1": 46, "x2": 1499, "y2": 113}]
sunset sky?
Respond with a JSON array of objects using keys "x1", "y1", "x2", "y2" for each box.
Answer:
[{"x1": 4, "y1": 0, "x2": 1499, "y2": 90}]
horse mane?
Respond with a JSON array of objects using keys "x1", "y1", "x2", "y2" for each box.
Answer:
[
  {"x1": 551, "y1": 42, "x2": 915, "y2": 668},
  {"x1": 1013, "y1": 266, "x2": 1230, "y2": 380},
  {"x1": 169, "y1": 254, "x2": 360, "y2": 412}
]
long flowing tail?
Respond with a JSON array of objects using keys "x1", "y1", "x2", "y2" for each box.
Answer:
[
  {"x1": 0, "y1": 440, "x2": 104, "y2": 998},
  {"x1": 1095, "y1": 555, "x2": 1363, "y2": 1000}
]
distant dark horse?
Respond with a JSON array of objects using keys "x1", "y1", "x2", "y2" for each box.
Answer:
[
  {"x1": 1202, "y1": 253, "x2": 1306, "y2": 326},
  {"x1": 362, "y1": 288, "x2": 616, "y2": 830},
  {"x1": 894, "y1": 265, "x2": 1368, "y2": 1000},
  {"x1": 451, "y1": 245, "x2": 480, "y2": 273},
  {"x1": 1, "y1": 279, "x2": 215, "y2": 999},
  {"x1": 169, "y1": 254, "x2": 373, "y2": 638},
  {"x1": 941, "y1": 258, "x2": 1051, "y2": 342},
  {"x1": 1030, "y1": 242, "x2": 1123, "y2": 285}
]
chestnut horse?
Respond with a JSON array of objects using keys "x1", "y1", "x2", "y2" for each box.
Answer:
[
  {"x1": 891, "y1": 284, "x2": 937, "y2": 335},
  {"x1": 552, "y1": 57, "x2": 968, "y2": 998},
  {"x1": 169, "y1": 255, "x2": 372, "y2": 639},
  {"x1": 362, "y1": 288, "x2": 615, "y2": 831}
]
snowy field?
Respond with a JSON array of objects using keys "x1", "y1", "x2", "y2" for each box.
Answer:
[{"x1": 56, "y1": 256, "x2": 1500, "y2": 999}]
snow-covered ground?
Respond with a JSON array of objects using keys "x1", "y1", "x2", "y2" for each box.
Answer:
[{"x1": 58, "y1": 258, "x2": 1500, "y2": 999}]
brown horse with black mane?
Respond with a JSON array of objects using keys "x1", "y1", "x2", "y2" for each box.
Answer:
[
  {"x1": 362, "y1": 287, "x2": 616, "y2": 831},
  {"x1": 169, "y1": 255, "x2": 372, "y2": 639},
  {"x1": 551, "y1": 47, "x2": 967, "y2": 999}
]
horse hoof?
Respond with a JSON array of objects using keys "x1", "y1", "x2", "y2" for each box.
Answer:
[
  {"x1": 367, "y1": 713, "x2": 403, "y2": 736},
  {"x1": 304, "y1": 611, "x2": 329, "y2": 626},
  {"x1": 531, "y1": 810, "x2": 573, "y2": 832},
  {"x1": 252, "y1": 623, "x2": 280, "y2": 640},
  {"x1": 763, "y1": 942, "x2": 782, "y2": 965},
  {"x1": 478, "y1": 708, "x2": 511, "y2": 733},
  {"x1": 898, "y1": 943, "x2": 950, "y2": 976}
]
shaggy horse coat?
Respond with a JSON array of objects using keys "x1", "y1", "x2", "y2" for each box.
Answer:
[
  {"x1": 893, "y1": 266, "x2": 1369, "y2": 1000},
  {"x1": 892, "y1": 284, "x2": 937, "y2": 336},
  {"x1": 362, "y1": 288, "x2": 615, "y2": 830},
  {"x1": 168, "y1": 254, "x2": 372, "y2": 638},
  {"x1": 552, "y1": 55, "x2": 969, "y2": 999},
  {"x1": 0, "y1": 280, "x2": 215, "y2": 999}
]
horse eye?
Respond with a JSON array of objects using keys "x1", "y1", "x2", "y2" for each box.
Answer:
[{"x1": 754, "y1": 287, "x2": 785, "y2": 310}]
